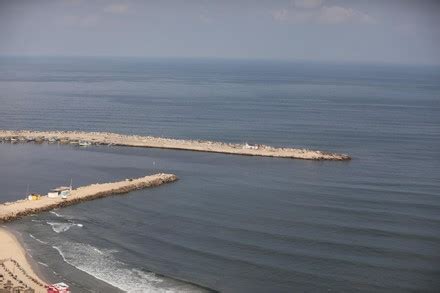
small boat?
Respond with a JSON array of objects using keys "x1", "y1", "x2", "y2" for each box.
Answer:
[{"x1": 78, "y1": 141, "x2": 91, "y2": 147}]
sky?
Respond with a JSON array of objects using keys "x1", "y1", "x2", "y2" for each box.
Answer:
[{"x1": 0, "y1": 0, "x2": 439, "y2": 65}]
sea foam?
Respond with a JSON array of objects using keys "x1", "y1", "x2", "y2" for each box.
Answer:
[
  {"x1": 47, "y1": 222, "x2": 83, "y2": 233},
  {"x1": 52, "y1": 241, "x2": 203, "y2": 293}
]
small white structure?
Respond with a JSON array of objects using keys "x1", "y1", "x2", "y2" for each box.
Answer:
[
  {"x1": 47, "y1": 186, "x2": 71, "y2": 198},
  {"x1": 243, "y1": 142, "x2": 259, "y2": 150}
]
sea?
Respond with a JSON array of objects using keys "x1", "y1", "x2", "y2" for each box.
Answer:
[{"x1": 0, "y1": 57, "x2": 439, "y2": 292}]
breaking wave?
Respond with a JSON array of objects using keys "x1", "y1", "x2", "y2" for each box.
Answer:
[
  {"x1": 52, "y1": 241, "x2": 206, "y2": 293},
  {"x1": 37, "y1": 261, "x2": 49, "y2": 267},
  {"x1": 50, "y1": 211, "x2": 65, "y2": 218},
  {"x1": 29, "y1": 233, "x2": 48, "y2": 244},
  {"x1": 47, "y1": 222, "x2": 83, "y2": 233}
]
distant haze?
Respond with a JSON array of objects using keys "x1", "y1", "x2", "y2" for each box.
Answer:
[{"x1": 1, "y1": 0, "x2": 439, "y2": 65}]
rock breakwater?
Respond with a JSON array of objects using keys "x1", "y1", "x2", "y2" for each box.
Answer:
[
  {"x1": 0, "y1": 130, "x2": 351, "y2": 160},
  {"x1": 0, "y1": 173, "x2": 178, "y2": 223}
]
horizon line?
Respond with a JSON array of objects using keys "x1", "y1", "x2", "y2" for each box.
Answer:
[{"x1": 0, "y1": 54, "x2": 439, "y2": 67}]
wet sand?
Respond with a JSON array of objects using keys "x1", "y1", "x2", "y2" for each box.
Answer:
[
  {"x1": 0, "y1": 130, "x2": 351, "y2": 160},
  {"x1": 0, "y1": 173, "x2": 178, "y2": 223}
]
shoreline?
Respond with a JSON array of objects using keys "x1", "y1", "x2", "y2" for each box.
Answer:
[
  {"x1": 2, "y1": 226, "x2": 124, "y2": 293},
  {"x1": 6, "y1": 229, "x2": 51, "y2": 286},
  {"x1": 0, "y1": 227, "x2": 47, "y2": 293},
  {"x1": 0, "y1": 129, "x2": 351, "y2": 161},
  {"x1": 0, "y1": 174, "x2": 177, "y2": 291},
  {"x1": 0, "y1": 173, "x2": 178, "y2": 223}
]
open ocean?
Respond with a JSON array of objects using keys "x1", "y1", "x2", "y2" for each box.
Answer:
[{"x1": 0, "y1": 57, "x2": 439, "y2": 292}]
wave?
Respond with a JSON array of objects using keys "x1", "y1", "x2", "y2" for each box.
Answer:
[
  {"x1": 37, "y1": 261, "x2": 49, "y2": 267},
  {"x1": 51, "y1": 241, "x2": 205, "y2": 293},
  {"x1": 29, "y1": 233, "x2": 49, "y2": 244},
  {"x1": 50, "y1": 211, "x2": 65, "y2": 218},
  {"x1": 47, "y1": 222, "x2": 83, "y2": 233}
]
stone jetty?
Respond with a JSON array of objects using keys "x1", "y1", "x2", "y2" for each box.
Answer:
[
  {"x1": 0, "y1": 130, "x2": 351, "y2": 160},
  {"x1": 0, "y1": 173, "x2": 178, "y2": 223}
]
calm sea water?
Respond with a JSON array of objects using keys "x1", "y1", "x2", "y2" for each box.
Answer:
[{"x1": 1, "y1": 57, "x2": 439, "y2": 292}]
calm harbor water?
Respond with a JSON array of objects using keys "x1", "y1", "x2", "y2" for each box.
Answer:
[{"x1": 1, "y1": 57, "x2": 439, "y2": 292}]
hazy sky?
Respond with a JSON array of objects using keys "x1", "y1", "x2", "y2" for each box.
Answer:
[{"x1": 1, "y1": 0, "x2": 439, "y2": 64}]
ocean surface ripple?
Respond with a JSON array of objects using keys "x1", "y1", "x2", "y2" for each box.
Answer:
[{"x1": 1, "y1": 57, "x2": 439, "y2": 292}]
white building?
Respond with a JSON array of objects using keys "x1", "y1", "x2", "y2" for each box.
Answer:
[{"x1": 47, "y1": 186, "x2": 71, "y2": 198}]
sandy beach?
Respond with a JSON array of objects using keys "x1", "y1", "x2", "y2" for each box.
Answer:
[
  {"x1": 0, "y1": 228, "x2": 47, "y2": 292},
  {"x1": 0, "y1": 173, "x2": 177, "y2": 292},
  {"x1": 0, "y1": 130, "x2": 351, "y2": 161}
]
